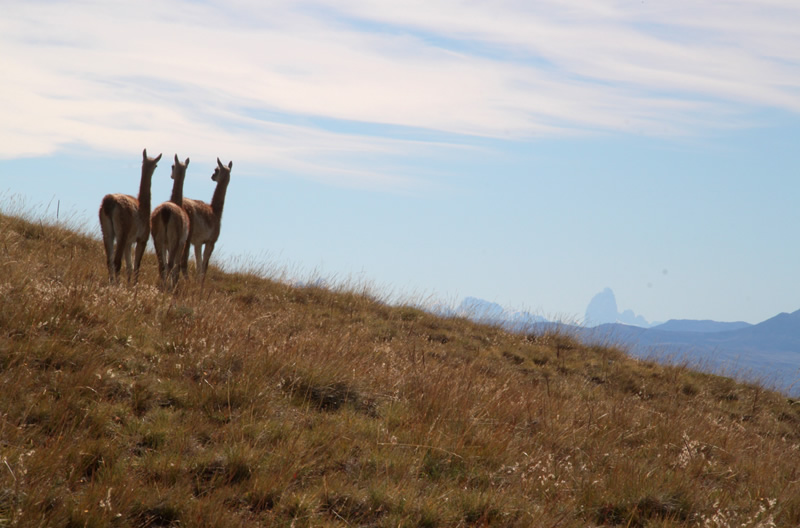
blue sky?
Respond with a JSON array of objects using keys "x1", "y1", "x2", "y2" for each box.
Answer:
[{"x1": 2, "y1": 0, "x2": 799, "y2": 324}]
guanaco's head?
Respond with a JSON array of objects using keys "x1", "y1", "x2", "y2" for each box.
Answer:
[
  {"x1": 171, "y1": 154, "x2": 190, "y2": 181},
  {"x1": 212, "y1": 158, "x2": 233, "y2": 184},
  {"x1": 142, "y1": 148, "x2": 163, "y2": 171}
]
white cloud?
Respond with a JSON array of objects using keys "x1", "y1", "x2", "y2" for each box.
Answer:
[{"x1": 1, "y1": 0, "x2": 799, "y2": 187}]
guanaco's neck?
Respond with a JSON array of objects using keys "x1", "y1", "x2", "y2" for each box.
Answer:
[
  {"x1": 211, "y1": 179, "x2": 229, "y2": 218},
  {"x1": 138, "y1": 166, "x2": 154, "y2": 213},
  {"x1": 170, "y1": 174, "x2": 185, "y2": 207}
]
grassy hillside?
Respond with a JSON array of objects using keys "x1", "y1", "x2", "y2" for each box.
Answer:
[{"x1": 1, "y1": 209, "x2": 799, "y2": 527}]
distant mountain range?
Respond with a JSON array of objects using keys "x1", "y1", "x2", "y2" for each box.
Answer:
[
  {"x1": 579, "y1": 309, "x2": 800, "y2": 396},
  {"x1": 650, "y1": 319, "x2": 752, "y2": 333},
  {"x1": 444, "y1": 292, "x2": 800, "y2": 396}
]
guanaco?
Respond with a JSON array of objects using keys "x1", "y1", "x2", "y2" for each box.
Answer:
[
  {"x1": 181, "y1": 158, "x2": 232, "y2": 282},
  {"x1": 151, "y1": 155, "x2": 191, "y2": 289},
  {"x1": 99, "y1": 149, "x2": 162, "y2": 284}
]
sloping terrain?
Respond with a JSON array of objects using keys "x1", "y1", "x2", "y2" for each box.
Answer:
[{"x1": 1, "y1": 210, "x2": 800, "y2": 527}]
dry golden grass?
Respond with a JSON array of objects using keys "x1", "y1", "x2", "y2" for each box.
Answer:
[{"x1": 1, "y1": 208, "x2": 799, "y2": 527}]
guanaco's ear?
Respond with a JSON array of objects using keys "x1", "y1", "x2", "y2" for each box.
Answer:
[
  {"x1": 174, "y1": 154, "x2": 180, "y2": 164},
  {"x1": 228, "y1": 160, "x2": 233, "y2": 170},
  {"x1": 217, "y1": 157, "x2": 224, "y2": 170},
  {"x1": 143, "y1": 148, "x2": 148, "y2": 160},
  {"x1": 185, "y1": 157, "x2": 190, "y2": 166},
  {"x1": 154, "y1": 153, "x2": 162, "y2": 162}
]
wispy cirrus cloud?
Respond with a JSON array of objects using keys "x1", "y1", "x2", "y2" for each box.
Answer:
[{"x1": 1, "y1": 0, "x2": 798, "y2": 187}]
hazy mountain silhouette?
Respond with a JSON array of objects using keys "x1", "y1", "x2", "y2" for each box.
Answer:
[
  {"x1": 585, "y1": 288, "x2": 652, "y2": 327},
  {"x1": 457, "y1": 297, "x2": 505, "y2": 322},
  {"x1": 455, "y1": 297, "x2": 548, "y2": 331}
]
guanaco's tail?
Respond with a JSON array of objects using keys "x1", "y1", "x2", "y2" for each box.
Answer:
[{"x1": 101, "y1": 195, "x2": 117, "y2": 218}]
